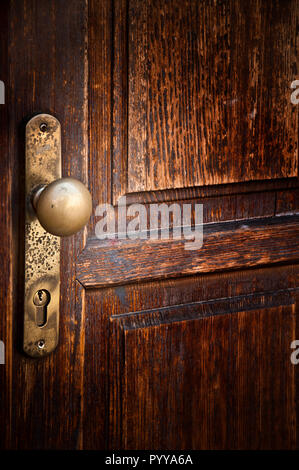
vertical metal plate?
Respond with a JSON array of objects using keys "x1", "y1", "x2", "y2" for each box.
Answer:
[{"x1": 24, "y1": 114, "x2": 61, "y2": 357}]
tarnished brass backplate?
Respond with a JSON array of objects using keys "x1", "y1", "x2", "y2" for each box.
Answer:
[{"x1": 24, "y1": 114, "x2": 61, "y2": 358}]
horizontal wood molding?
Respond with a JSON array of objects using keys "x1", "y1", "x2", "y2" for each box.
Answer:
[
  {"x1": 76, "y1": 215, "x2": 299, "y2": 288},
  {"x1": 122, "y1": 178, "x2": 299, "y2": 205},
  {"x1": 111, "y1": 289, "x2": 297, "y2": 324}
]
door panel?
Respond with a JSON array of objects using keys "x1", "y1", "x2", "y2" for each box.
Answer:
[
  {"x1": 84, "y1": 268, "x2": 299, "y2": 450},
  {"x1": 114, "y1": 298, "x2": 296, "y2": 449},
  {"x1": 1, "y1": 0, "x2": 299, "y2": 451},
  {"x1": 126, "y1": 0, "x2": 298, "y2": 192}
]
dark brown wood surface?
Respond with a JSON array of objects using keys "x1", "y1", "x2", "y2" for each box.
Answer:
[
  {"x1": 0, "y1": 0, "x2": 12, "y2": 451},
  {"x1": 126, "y1": 0, "x2": 298, "y2": 192},
  {"x1": 77, "y1": 215, "x2": 299, "y2": 288},
  {"x1": 1, "y1": 0, "x2": 89, "y2": 449},
  {"x1": 0, "y1": 0, "x2": 299, "y2": 450},
  {"x1": 112, "y1": 294, "x2": 297, "y2": 449}
]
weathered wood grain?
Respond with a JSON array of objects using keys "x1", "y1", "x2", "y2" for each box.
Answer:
[
  {"x1": 89, "y1": 0, "x2": 112, "y2": 211},
  {"x1": 276, "y1": 188, "x2": 299, "y2": 215},
  {"x1": 86, "y1": 268, "x2": 299, "y2": 450},
  {"x1": 110, "y1": 291, "x2": 297, "y2": 449},
  {"x1": 100, "y1": 191, "x2": 277, "y2": 229},
  {"x1": 77, "y1": 215, "x2": 299, "y2": 288},
  {"x1": 125, "y1": 0, "x2": 298, "y2": 192},
  {"x1": 93, "y1": 264, "x2": 299, "y2": 318},
  {"x1": 0, "y1": 0, "x2": 12, "y2": 451},
  {"x1": 5, "y1": 0, "x2": 88, "y2": 449},
  {"x1": 2, "y1": 0, "x2": 299, "y2": 451},
  {"x1": 122, "y1": 178, "x2": 299, "y2": 205}
]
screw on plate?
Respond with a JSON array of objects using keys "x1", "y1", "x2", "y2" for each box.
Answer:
[
  {"x1": 37, "y1": 339, "x2": 45, "y2": 349},
  {"x1": 39, "y1": 122, "x2": 47, "y2": 132}
]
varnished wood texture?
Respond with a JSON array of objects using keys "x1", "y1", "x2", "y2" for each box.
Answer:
[
  {"x1": 1, "y1": 0, "x2": 299, "y2": 451},
  {"x1": 77, "y1": 215, "x2": 299, "y2": 288},
  {"x1": 125, "y1": 0, "x2": 298, "y2": 193},
  {"x1": 0, "y1": 0, "x2": 13, "y2": 450},
  {"x1": 111, "y1": 293, "x2": 297, "y2": 449},
  {"x1": 1, "y1": 0, "x2": 88, "y2": 450}
]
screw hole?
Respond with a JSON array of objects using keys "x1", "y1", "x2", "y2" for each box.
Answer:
[
  {"x1": 40, "y1": 123, "x2": 47, "y2": 133},
  {"x1": 37, "y1": 340, "x2": 45, "y2": 349}
]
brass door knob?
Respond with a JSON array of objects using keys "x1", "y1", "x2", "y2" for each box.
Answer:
[{"x1": 32, "y1": 177, "x2": 92, "y2": 236}]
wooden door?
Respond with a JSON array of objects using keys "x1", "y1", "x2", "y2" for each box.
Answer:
[{"x1": 1, "y1": 0, "x2": 299, "y2": 450}]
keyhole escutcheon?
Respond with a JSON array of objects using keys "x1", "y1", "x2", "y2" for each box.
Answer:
[{"x1": 33, "y1": 289, "x2": 51, "y2": 327}]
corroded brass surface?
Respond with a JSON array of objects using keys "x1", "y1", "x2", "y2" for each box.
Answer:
[
  {"x1": 24, "y1": 114, "x2": 61, "y2": 357},
  {"x1": 34, "y1": 177, "x2": 92, "y2": 236}
]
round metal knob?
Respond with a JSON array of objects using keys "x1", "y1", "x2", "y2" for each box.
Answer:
[{"x1": 32, "y1": 177, "x2": 92, "y2": 236}]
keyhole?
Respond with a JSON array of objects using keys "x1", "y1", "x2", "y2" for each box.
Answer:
[{"x1": 33, "y1": 289, "x2": 51, "y2": 327}]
